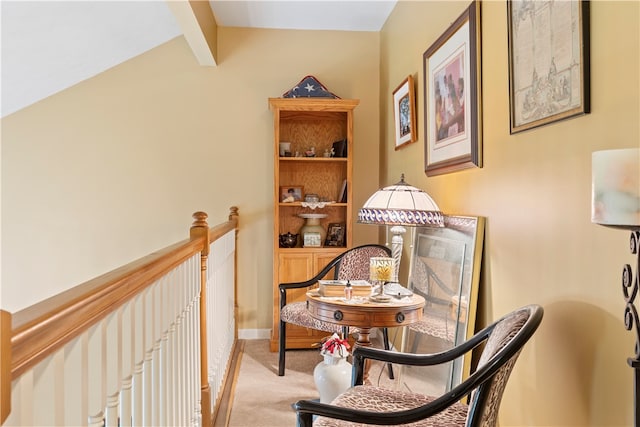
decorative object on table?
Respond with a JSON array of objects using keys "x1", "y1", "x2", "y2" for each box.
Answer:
[
  {"x1": 369, "y1": 257, "x2": 395, "y2": 301},
  {"x1": 591, "y1": 148, "x2": 640, "y2": 426},
  {"x1": 358, "y1": 174, "x2": 444, "y2": 284},
  {"x1": 299, "y1": 213, "x2": 328, "y2": 247},
  {"x1": 423, "y1": 0, "x2": 482, "y2": 176},
  {"x1": 318, "y1": 280, "x2": 372, "y2": 298},
  {"x1": 313, "y1": 333, "x2": 352, "y2": 404},
  {"x1": 344, "y1": 282, "x2": 353, "y2": 300},
  {"x1": 325, "y1": 223, "x2": 346, "y2": 247},
  {"x1": 279, "y1": 232, "x2": 299, "y2": 248},
  {"x1": 392, "y1": 75, "x2": 417, "y2": 150},
  {"x1": 383, "y1": 282, "x2": 414, "y2": 298},
  {"x1": 281, "y1": 75, "x2": 340, "y2": 99},
  {"x1": 508, "y1": 0, "x2": 590, "y2": 134},
  {"x1": 280, "y1": 186, "x2": 303, "y2": 203},
  {"x1": 406, "y1": 215, "x2": 484, "y2": 391},
  {"x1": 279, "y1": 141, "x2": 292, "y2": 157}
]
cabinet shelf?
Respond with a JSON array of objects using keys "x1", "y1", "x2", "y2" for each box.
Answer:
[
  {"x1": 278, "y1": 202, "x2": 347, "y2": 207},
  {"x1": 276, "y1": 247, "x2": 346, "y2": 253},
  {"x1": 279, "y1": 157, "x2": 348, "y2": 163}
]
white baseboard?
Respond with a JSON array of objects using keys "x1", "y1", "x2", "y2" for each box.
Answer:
[{"x1": 238, "y1": 328, "x2": 271, "y2": 340}]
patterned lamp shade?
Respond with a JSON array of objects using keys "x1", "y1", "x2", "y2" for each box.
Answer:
[
  {"x1": 358, "y1": 174, "x2": 444, "y2": 227},
  {"x1": 592, "y1": 148, "x2": 640, "y2": 228}
]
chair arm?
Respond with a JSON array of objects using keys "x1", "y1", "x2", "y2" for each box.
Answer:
[
  {"x1": 294, "y1": 329, "x2": 501, "y2": 427},
  {"x1": 353, "y1": 329, "x2": 486, "y2": 366}
]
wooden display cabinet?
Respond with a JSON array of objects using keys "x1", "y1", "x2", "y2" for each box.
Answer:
[{"x1": 269, "y1": 97, "x2": 359, "y2": 351}]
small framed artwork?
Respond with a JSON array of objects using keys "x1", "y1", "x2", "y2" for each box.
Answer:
[
  {"x1": 423, "y1": 1, "x2": 482, "y2": 177},
  {"x1": 507, "y1": 0, "x2": 590, "y2": 133},
  {"x1": 280, "y1": 186, "x2": 303, "y2": 203},
  {"x1": 393, "y1": 75, "x2": 417, "y2": 150},
  {"x1": 325, "y1": 223, "x2": 346, "y2": 247}
]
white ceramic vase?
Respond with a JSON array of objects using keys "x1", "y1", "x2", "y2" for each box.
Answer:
[{"x1": 313, "y1": 354, "x2": 352, "y2": 404}]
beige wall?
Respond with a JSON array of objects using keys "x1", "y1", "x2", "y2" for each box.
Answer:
[
  {"x1": 380, "y1": 1, "x2": 639, "y2": 426},
  {"x1": 1, "y1": 28, "x2": 379, "y2": 334},
  {"x1": 3, "y1": 2, "x2": 640, "y2": 425}
]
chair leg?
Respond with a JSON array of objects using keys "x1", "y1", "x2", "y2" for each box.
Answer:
[
  {"x1": 382, "y1": 327, "x2": 395, "y2": 380},
  {"x1": 279, "y1": 320, "x2": 287, "y2": 376}
]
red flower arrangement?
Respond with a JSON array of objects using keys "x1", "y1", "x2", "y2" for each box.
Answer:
[{"x1": 320, "y1": 333, "x2": 350, "y2": 358}]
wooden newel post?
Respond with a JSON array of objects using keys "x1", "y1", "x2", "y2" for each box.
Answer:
[
  {"x1": 228, "y1": 206, "x2": 239, "y2": 222},
  {"x1": 1, "y1": 309, "x2": 11, "y2": 424},
  {"x1": 190, "y1": 212, "x2": 211, "y2": 426}
]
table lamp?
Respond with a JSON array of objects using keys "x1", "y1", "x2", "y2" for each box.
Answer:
[
  {"x1": 358, "y1": 174, "x2": 444, "y2": 283},
  {"x1": 591, "y1": 148, "x2": 640, "y2": 425}
]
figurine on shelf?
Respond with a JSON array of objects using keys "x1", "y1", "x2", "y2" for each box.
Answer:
[{"x1": 305, "y1": 147, "x2": 316, "y2": 157}]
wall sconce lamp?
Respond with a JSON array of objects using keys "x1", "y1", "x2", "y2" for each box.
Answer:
[
  {"x1": 592, "y1": 148, "x2": 640, "y2": 425},
  {"x1": 358, "y1": 174, "x2": 444, "y2": 282}
]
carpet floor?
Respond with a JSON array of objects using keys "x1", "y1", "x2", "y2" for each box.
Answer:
[{"x1": 227, "y1": 336, "x2": 449, "y2": 427}]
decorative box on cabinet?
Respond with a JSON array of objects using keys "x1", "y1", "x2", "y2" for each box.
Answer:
[{"x1": 269, "y1": 97, "x2": 359, "y2": 351}]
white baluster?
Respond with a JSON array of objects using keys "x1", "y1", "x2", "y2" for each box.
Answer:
[
  {"x1": 87, "y1": 322, "x2": 106, "y2": 427},
  {"x1": 120, "y1": 300, "x2": 133, "y2": 427}
]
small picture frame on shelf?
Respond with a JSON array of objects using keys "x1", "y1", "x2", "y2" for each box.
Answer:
[
  {"x1": 280, "y1": 186, "x2": 303, "y2": 203},
  {"x1": 325, "y1": 223, "x2": 346, "y2": 247},
  {"x1": 303, "y1": 232, "x2": 322, "y2": 248}
]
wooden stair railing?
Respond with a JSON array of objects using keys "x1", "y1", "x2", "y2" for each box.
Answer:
[{"x1": 0, "y1": 207, "x2": 239, "y2": 426}]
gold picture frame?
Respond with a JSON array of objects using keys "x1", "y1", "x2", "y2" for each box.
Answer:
[{"x1": 393, "y1": 75, "x2": 417, "y2": 150}]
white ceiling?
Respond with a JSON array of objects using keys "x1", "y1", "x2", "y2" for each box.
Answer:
[
  {"x1": 0, "y1": 1, "x2": 396, "y2": 118},
  {"x1": 210, "y1": 1, "x2": 397, "y2": 32}
]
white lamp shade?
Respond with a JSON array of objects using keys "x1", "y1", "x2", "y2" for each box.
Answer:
[
  {"x1": 592, "y1": 148, "x2": 640, "y2": 227},
  {"x1": 358, "y1": 175, "x2": 444, "y2": 227}
]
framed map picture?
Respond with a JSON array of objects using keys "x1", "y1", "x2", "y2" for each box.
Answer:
[{"x1": 507, "y1": 0, "x2": 590, "y2": 133}]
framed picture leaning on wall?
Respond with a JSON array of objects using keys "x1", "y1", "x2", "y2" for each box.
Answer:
[{"x1": 423, "y1": 0, "x2": 482, "y2": 177}]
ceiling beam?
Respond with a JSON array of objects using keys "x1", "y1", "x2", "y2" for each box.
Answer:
[{"x1": 166, "y1": 0, "x2": 218, "y2": 66}]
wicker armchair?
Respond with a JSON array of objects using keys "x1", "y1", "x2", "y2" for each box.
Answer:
[
  {"x1": 278, "y1": 244, "x2": 393, "y2": 376},
  {"x1": 293, "y1": 304, "x2": 543, "y2": 427}
]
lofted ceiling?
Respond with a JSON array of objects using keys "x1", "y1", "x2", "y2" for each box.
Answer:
[{"x1": 0, "y1": 1, "x2": 396, "y2": 118}]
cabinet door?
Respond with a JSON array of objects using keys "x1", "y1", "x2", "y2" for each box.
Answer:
[
  {"x1": 314, "y1": 251, "x2": 341, "y2": 279},
  {"x1": 279, "y1": 252, "x2": 314, "y2": 305},
  {"x1": 276, "y1": 250, "x2": 343, "y2": 349}
]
